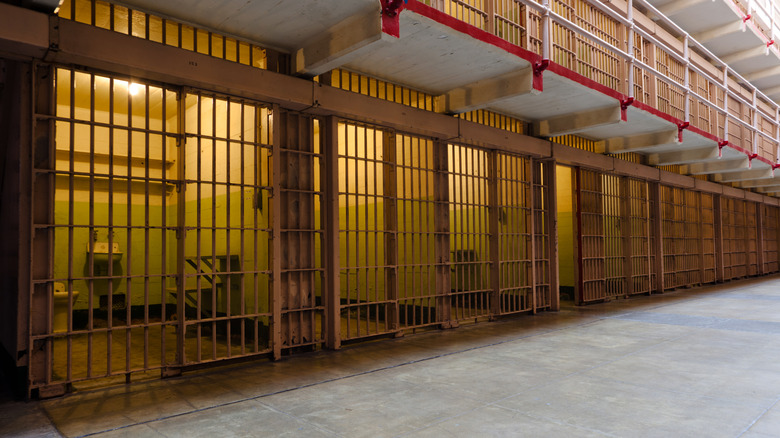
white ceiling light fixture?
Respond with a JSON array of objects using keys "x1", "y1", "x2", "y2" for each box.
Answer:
[{"x1": 22, "y1": 0, "x2": 64, "y2": 14}]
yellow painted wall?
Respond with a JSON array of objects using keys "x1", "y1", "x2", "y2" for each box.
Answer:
[{"x1": 556, "y1": 166, "x2": 575, "y2": 288}]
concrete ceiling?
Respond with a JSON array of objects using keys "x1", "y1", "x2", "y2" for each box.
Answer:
[
  {"x1": 645, "y1": 0, "x2": 780, "y2": 102},
  {"x1": 111, "y1": 0, "x2": 779, "y2": 193},
  {"x1": 115, "y1": 0, "x2": 378, "y2": 52}
]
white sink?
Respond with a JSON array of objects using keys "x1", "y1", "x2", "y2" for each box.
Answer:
[{"x1": 87, "y1": 242, "x2": 123, "y2": 263}]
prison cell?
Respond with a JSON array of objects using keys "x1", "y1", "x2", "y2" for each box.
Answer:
[
  {"x1": 602, "y1": 174, "x2": 624, "y2": 298},
  {"x1": 395, "y1": 134, "x2": 439, "y2": 329},
  {"x1": 337, "y1": 122, "x2": 393, "y2": 340},
  {"x1": 531, "y1": 160, "x2": 554, "y2": 310},
  {"x1": 329, "y1": 69, "x2": 435, "y2": 112},
  {"x1": 727, "y1": 99, "x2": 754, "y2": 152},
  {"x1": 58, "y1": 0, "x2": 272, "y2": 72},
  {"x1": 496, "y1": 154, "x2": 533, "y2": 314},
  {"x1": 449, "y1": 144, "x2": 493, "y2": 322},
  {"x1": 722, "y1": 197, "x2": 749, "y2": 280},
  {"x1": 179, "y1": 90, "x2": 274, "y2": 365},
  {"x1": 764, "y1": 205, "x2": 780, "y2": 273},
  {"x1": 575, "y1": 168, "x2": 606, "y2": 304},
  {"x1": 661, "y1": 187, "x2": 703, "y2": 289},
  {"x1": 549, "y1": 0, "x2": 623, "y2": 92},
  {"x1": 627, "y1": 178, "x2": 652, "y2": 295},
  {"x1": 655, "y1": 48, "x2": 686, "y2": 122},
  {"x1": 29, "y1": 66, "x2": 279, "y2": 391},
  {"x1": 744, "y1": 201, "x2": 760, "y2": 277},
  {"x1": 493, "y1": 0, "x2": 529, "y2": 47},
  {"x1": 700, "y1": 193, "x2": 717, "y2": 284}
]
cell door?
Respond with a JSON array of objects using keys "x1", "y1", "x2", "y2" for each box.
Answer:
[{"x1": 575, "y1": 168, "x2": 606, "y2": 304}]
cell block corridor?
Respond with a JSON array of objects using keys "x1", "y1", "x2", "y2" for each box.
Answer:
[{"x1": 19, "y1": 64, "x2": 780, "y2": 395}]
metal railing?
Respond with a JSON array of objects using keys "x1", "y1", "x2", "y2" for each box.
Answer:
[{"x1": 421, "y1": 0, "x2": 780, "y2": 166}]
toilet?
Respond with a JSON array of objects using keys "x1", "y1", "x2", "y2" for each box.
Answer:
[{"x1": 53, "y1": 282, "x2": 80, "y2": 333}]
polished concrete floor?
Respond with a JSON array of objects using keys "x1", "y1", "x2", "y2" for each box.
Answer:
[{"x1": 3, "y1": 275, "x2": 780, "y2": 437}]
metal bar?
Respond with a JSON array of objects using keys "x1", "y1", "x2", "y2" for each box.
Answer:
[
  {"x1": 175, "y1": 89, "x2": 186, "y2": 368},
  {"x1": 545, "y1": 161, "x2": 559, "y2": 311},
  {"x1": 383, "y1": 130, "x2": 399, "y2": 334},
  {"x1": 650, "y1": 182, "x2": 663, "y2": 293},
  {"x1": 530, "y1": 159, "x2": 537, "y2": 312},
  {"x1": 434, "y1": 140, "x2": 452, "y2": 328},
  {"x1": 714, "y1": 195, "x2": 725, "y2": 282},
  {"x1": 574, "y1": 167, "x2": 583, "y2": 304},
  {"x1": 621, "y1": 176, "x2": 632, "y2": 296},
  {"x1": 324, "y1": 116, "x2": 340, "y2": 349},
  {"x1": 271, "y1": 104, "x2": 282, "y2": 359},
  {"x1": 698, "y1": 192, "x2": 706, "y2": 284},
  {"x1": 488, "y1": 150, "x2": 500, "y2": 317}
]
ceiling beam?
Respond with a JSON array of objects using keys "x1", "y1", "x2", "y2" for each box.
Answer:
[
  {"x1": 293, "y1": 9, "x2": 384, "y2": 77},
  {"x1": 757, "y1": 185, "x2": 780, "y2": 193},
  {"x1": 693, "y1": 20, "x2": 744, "y2": 44},
  {"x1": 714, "y1": 168, "x2": 775, "y2": 182},
  {"x1": 647, "y1": 146, "x2": 720, "y2": 166},
  {"x1": 436, "y1": 67, "x2": 536, "y2": 114},
  {"x1": 658, "y1": 0, "x2": 711, "y2": 16},
  {"x1": 598, "y1": 129, "x2": 679, "y2": 154},
  {"x1": 687, "y1": 158, "x2": 748, "y2": 175},
  {"x1": 760, "y1": 84, "x2": 780, "y2": 97},
  {"x1": 721, "y1": 45, "x2": 769, "y2": 65},
  {"x1": 535, "y1": 105, "x2": 622, "y2": 137},
  {"x1": 740, "y1": 176, "x2": 780, "y2": 188},
  {"x1": 744, "y1": 65, "x2": 780, "y2": 82}
]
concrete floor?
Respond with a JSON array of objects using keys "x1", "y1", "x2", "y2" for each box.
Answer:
[{"x1": 3, "y1": 275, "x2": 780, "y2": 437}]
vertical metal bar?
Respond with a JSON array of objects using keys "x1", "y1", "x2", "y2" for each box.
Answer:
[
  {"x1": 66, "y1": 69, "x2": 76, "y2": 382},
  {"x1": 546, "y1": 161, "x2": 559, "y2": 311},
  {"x1": 530, "y1": 159, "x2": 537, "y2": 313},
  {"x1": 753, "y1": 90, "x2": 759, "y2": 155},
  {"x1": 650, "y1": 181, "x2": 664, "y2": 293},
  {"x1": 271, "y1": 104, "x2": 282, "y2": 359},
  {"x1": 175, "y1": 89, "x2": 186, "y2": 368},
  {"x1": 574, "y1": 167, "x2": 583, "y2": 305},
  {"x1": 87, "y1": 72, "x2": 96, "y2": 378},
  {"x1": 383, "y1": 130, "x2": 399, "y2": 334},
  {"x1": 714, "y1": 194, "x2": 725, "y2": 282},
  {"x1": 683, "y1": 35, "x2": 690, "y2": 124},
  {"x1": 106, "y1": 74, "x2": 116, "y2": 376},
  {"x1": 160, "y1": 87, "x2": 169, "y2": 368},
  {"x1": 367, "y1": 129, "x2": 376, "y2": 334},
  {"x1": 488, "y1": 151, "x2": 500, "y2": 317},
  {"x1": 542, "y1": 0, "x2": 551, "y2": 61},
  {"x1": 723, "y1": 66, "x2": 730, "y2": 145},
  {"x1": 28, "y1": 63, "x2": 46, "y2": 394},
  {"x1": 434, "y1": 140, "x2": 452, "y2": 328},
  {"x1": 627, "y1": 0, "x2": 634, "y2": 98},
  {"x1": 323, "y1": 116, "x2": 340, "y2": 349},
  {"x1": 485, "y1": 0, "x2": 495, "y2": 35},
  {"x1": 126, "y1": 78, "x2": 135, "y2": 378},
  {"x1": 143, "y1": 84, "x2": 150, "y2": 371},
  {"x1": 194, "y1": 93, "x2": 203, "y2": 363},
  {"x1": 210, "y1": 95, "x2": 217, "y2": 361},
  {"x1": 757, "y1": 202, "x2": 765, "y2": 276},
  {"x1": 698, "y1": 192, "x2": 706, "y2": 284},
  {"x1": 621, "y1": 177, "x2": 632, "y2": 297}
]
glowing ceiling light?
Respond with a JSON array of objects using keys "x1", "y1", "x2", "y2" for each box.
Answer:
[{"x1": 129, "y1": 83, "x2": 143, "y2": 96}]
